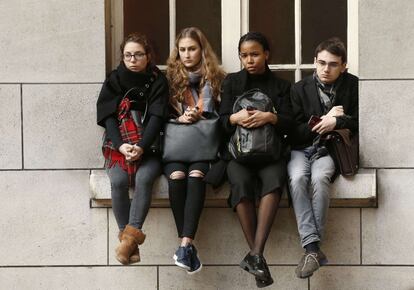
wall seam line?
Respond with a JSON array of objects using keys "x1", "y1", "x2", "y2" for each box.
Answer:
[{"x1": 20, "y1": 83, "x2": 24, "y2": 170}]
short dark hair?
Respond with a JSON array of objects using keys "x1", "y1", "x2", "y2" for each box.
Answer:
[
  {"x1": 238, "y1": 31, "x2": 270, "y2": 52},
  {"x1": 314, "y1": 37, "x2": 347, "y2": 63}
]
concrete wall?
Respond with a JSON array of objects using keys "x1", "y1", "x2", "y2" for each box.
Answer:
[{"x1": 1, "y1": 1, "x2": 414, "y2": 289}]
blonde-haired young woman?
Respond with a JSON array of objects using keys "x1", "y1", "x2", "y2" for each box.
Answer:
[{"x1": 164, "y1": 27, "x2": 225, "y2": 274}]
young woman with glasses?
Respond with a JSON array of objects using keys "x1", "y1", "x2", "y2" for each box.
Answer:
[{"x1": 96, "y1": 33, "x2": 169, "y2": 265}]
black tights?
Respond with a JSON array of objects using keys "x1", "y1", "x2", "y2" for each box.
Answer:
[
  {"x1": 236, "y1": 190, "x2": 281, "y2": 255},
  {"x1": 165, "y1": 162, "x2": 209, "y2": 239}
]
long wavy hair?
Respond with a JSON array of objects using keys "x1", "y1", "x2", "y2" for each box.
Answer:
[{"x1": 166, "y1": 27, "x2": 225, "y2": 103}]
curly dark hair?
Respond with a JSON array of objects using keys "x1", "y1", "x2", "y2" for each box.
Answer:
[{"x1": 120, "y1": 33, "x2": 154, "y2": 64}]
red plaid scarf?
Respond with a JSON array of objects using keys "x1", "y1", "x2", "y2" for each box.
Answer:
[{"x1": 102, "y1": 97, "x2": 143, "y2": 183}]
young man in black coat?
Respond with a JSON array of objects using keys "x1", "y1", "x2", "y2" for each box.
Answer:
[{"x1": 288, "y1": 38, "x2": 358, "y2": 279}]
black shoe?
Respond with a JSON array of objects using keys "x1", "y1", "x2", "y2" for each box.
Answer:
[
  {"x1": 255, "y1": 276, "x2": 274, "y2": 288},
  {"x1": 239, "y1": 253, "x2": 267, "y2": 279},
  {"x1": 173, "y1": 245, "x2": 192, "y2": 271},
  {"x1": 187, "y1": 244, "x2": 202, "y2": 275},
  {"x1": 255, "y1": 256, "x2": 274, "y2": 288}
]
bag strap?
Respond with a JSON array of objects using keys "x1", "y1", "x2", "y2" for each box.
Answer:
[
  {"x1": 121, "y1": 72, "x2": 157, "y2": 124},
  {"x1": 232, "y1": 88, "x2": 263, "y2": 113},
  {"x1": 321, "y1": 129, "x2": 352, "y2": 146}
]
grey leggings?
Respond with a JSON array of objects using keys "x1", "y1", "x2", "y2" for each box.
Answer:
[{"x1": 106, "y1": 155, "x2": 162, "y2": 231}]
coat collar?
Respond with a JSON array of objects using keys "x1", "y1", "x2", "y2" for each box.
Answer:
[
  {"x1": 304, "y1": 76, "x2": 323, "y2": 116},
  {"x1": 237, "y1": 66, "x2": 274, "y2": 95}
]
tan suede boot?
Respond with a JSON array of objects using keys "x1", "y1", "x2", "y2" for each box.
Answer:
[
  {"x1": 116, "y1": 225, "x2": 146, "y2": 265},
  {"x1": 118, "y1": 230, "x2": 141, "y2": 264}
]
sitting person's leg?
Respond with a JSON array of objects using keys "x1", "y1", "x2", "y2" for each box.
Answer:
[
  {"x1": 253, "y1": 191, "x2": 281, "y2": 255},
  {"x1": 129, "y1": 155, "x2": 162, "y2": 230},
  {"x1": 164, "y1": 162, "x2": 188, "y2": 238},
  {"x1": 288, "y1": 148, "x2": 331, "y2": 278},
  {"x1": 107, "y1": 164, "x2": 145, "y2": 265},
  {"x1": 118, "y1": 155, "x2": 162, "y2": 264},
  {"x1": 288, "y1": 149, "x2": 319, "y2": 247},
  {"x1": 107, "y1": 164, "x2": 130, "y2": 231},
  {"x1": 253, "y1": 158, "x2": 286, "y2": 255},
  {"x1": 171, "y1": 162, "x2": 210, "y2": 274},
  {"x1": 227, "y1": 160, "x2": 257, "y2": 249},
  {"x1": 310, "y1": 154, "x2": 335, "y2": 240},
  {"x1": 181, "y1": 162, "x2": 209, "y2": 241}
]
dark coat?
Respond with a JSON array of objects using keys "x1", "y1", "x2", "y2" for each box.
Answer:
[
  {"x1": 289, "y1": 72, "x2": 359, "y2": 149},
  {"x1": 219, "y1": 68, "x2": 293, "y2": 138},
  {"x1": 96, "y1": 62, "x2": 169, "y2": 127},
  {"x1": 204, "y1": 68, "x2": 293, "y2": 188}
]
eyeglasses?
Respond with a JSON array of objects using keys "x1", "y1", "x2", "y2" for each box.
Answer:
[
  {"x1": 123, "y1": 52, "x2": 146, "y2": 61},
  {"x1": 316, "y1": 60, "x2": 341, "y2": 69}
]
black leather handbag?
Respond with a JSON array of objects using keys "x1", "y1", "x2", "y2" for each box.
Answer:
[{"x1": 162, "y1": 114, "x2": 220, "y2": 163}]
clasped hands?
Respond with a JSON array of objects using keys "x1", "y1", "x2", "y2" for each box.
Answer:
[
  {"x1": 177, "y1": 106, "x2": 202, "y2": 123},
  {"x1": 230, "y1": 109, "x2": 277, "y2": 128},
  {"x1": 312, "y1": 105, "x2": 344, "y2": 134},
  {"x1": 119, "y1": 143, "x2": 143, "y2": 162}
]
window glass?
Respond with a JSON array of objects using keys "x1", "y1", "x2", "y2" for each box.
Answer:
[
  {"x1": 301, "y1": 69, "x2": 314, "y2": 79},
  {"x1": 272, "y1": 70, "x2": 295, "y2": 85},
  {"x1": 301, "y1": 0, "x2": 347, "y2": 63},
  {"x1": 123, "y1": 0, "x2": 170, "y2": 64},
  {"x1": 176, "y1": 0, "x2": 222, "y2": 61},
  {"x1": 250, "y1": 0, "x2": 295, "y2": 64}
]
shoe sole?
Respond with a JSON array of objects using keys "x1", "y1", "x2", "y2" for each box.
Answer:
[
  {"x1": 173, "y1": 254, "x2": 191, "y2": 271},
  {"x1": 256, "y1": 277, "x2": 274, "y2": 288},
  {"x1": 239, "y1": 260, "x2": 266, "y2": 278}
]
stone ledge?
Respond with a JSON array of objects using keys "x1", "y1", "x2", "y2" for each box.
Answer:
[{"x1": 90, "y1": 169, "x2": 377, "y2": 208}]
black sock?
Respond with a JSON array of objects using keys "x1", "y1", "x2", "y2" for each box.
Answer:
[{"x1": 305, "y1": 242, "x2": 319, "y2": 253}]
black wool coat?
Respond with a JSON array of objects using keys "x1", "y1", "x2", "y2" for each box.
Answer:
[
  {"x1": 219, "y1": 68, "x2": 294, "y2": 138},
  {"x1": 288, "y1": 72, "x2": 359, "y2": 149}
]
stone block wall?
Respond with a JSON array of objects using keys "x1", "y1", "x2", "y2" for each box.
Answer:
[{"x1": 1, "y1": 0, "x2": 414, "y2": 289}]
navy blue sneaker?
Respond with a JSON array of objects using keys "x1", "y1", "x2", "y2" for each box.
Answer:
[
  {"x1": 173, "y1": 245, "x2": 192, "y2": 270},
  {"x1": 187, "y1": 244, "x2": 202, "y2": 275}
]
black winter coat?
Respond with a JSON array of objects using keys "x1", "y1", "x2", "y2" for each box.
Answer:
[
  {"x1": 289, "y1": 72, "x2": 359, "y2": 149},
  {"x1": 219, "y1": 68, "x2": 294, "y2": 138}
]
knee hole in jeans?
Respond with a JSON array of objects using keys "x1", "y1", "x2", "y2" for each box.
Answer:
[
  {"x1": 169, "y1": 171, "x2": 186, "y2": 180},
  {"x1": 188, "y1": 170, "x2": 204, "y2": 178}
]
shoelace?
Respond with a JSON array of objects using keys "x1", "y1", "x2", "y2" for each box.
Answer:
[{"x1": 301, "y1": 253, "x2": 320, "y2": 271}]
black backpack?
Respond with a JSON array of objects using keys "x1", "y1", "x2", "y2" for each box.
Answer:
[{"x1": 228, "y1": 89, "x2": 282, "y2": 164}]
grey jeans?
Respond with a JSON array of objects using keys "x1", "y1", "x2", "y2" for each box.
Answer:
[
  {"x1": 106, "y1": 155, "x2": 162, "y2": 231},
  {"x1": 287, "y1": 147, "x2": 335, "y2": 247}
]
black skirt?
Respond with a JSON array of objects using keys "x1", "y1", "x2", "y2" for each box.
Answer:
[{"x1": 226, "y1": 158, "x2": 287, "y2": 209}]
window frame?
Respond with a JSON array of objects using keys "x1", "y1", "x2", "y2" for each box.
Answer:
[{"x1": 106, "y1": 0, "x2": 358, "y2": 79}]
